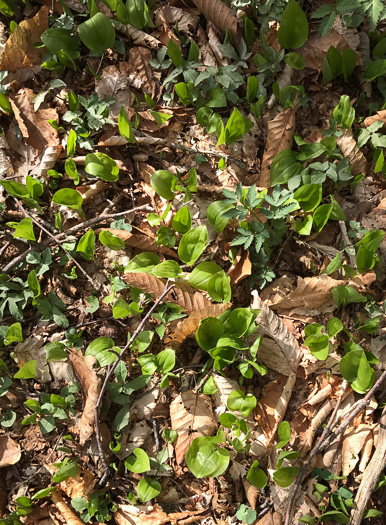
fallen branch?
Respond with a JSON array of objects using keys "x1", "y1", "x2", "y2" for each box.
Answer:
[{"x1": 95, "y1": 280, "x2": 175, "y2": 487}]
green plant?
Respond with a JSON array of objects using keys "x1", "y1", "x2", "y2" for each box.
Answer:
[
  {"x1": 71, "y1": 491, "x2": 116, "y2": 522},
  {"x1": 323, "y1": 46, "x2": 357, "y2": 83}
]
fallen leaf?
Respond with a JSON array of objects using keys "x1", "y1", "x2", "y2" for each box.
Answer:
[
  {"x1": 9, "y1": 88, "x2": 59, "y2": 152},
  {"x1": 0, "y1": 435, "x2": 21, "y2": 467},
  {"x1": 258, "y1": 108, "x2": 295, "y2": 188},
  {"x1": 59, "y1": 466, "x2": 96, "y2": 499},
  {"x1": 117, "y1": 23, "x2": 161, "y2": 50},
  {"x1": 298, "y1": 29, "x2": 353, "y2": 71},
  {"x1": 155, "y1": 6, "x2": 199, "y2": 35},
  {"x1": 228, "y1": 249, "x2": 252, "y2": 285},
  {"x1": 51, "y1": 489, "x2": 84, "y2": 525},
  {"x1": 170, "y1": 390, "x2": 217, "y2": 464},
  {"x1": 13, "y1": 336, "x2": 51, "y2": 383},
  {"x1": 361, "y1": 110, "x2": 386, "y2": 128},
  {"x1": 0, "y1": 6, "x2": 49, "y2": 72},
  {"x1": 123, "y1": 272, "x2": 213, "y2": 314},
  {"x1": 192, "y1": 0, "x2": 241, "y2": 44},
  {"x1": 342, "y1": 423, "x2": 372, "y2": 476},
  {"x1": 337, "y1": 128, "x2": 367, "y2": 176},
  {"x1": 255, "y1": 373, "x2": 297, "y2": 445},
  {"x1": 68, "y1": 350, "x2": 101, "y2": 445},
  {"x1": 165, "y1": 302, "x2": 231, "y2": 347},
  {"x1": 121, "y1": 47, "x2": 156, "y2": 96},
  {"x1": 115, "y1": 504, "x2": 169, "y2": 525},
  {"x1": 358, "y1": 430, "x2": 373, "y2": 472}
]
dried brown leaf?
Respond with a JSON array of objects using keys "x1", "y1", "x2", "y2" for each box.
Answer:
[
  {"x1": 255, "y1": 373, "x2": 297, "y2": 444},
  {"x1": 337, "y1": 129, "x2": 367, "y2": 175},
  {"x1": 155, "y1": 6, "x2": 199, "y2": 35},
  {"x1": 35, "y1": 145, "x2": 62, "y2": 180},
  {"x1": 69, "y1": 350, "x2": 101, "y2": 445},
  {"x1": 51, "y1": 490, "x2": 84, "y2": 525},
  {"x1": 97, "y1": 227, "x2": 178, "y2": 259},
  {"x1": 117, "y1": 23, "x2": 161, "y2": 49},
  {"x1": 358, "y1": 430, "x2": 373, "y2": 472},
  {"x1": 269, "y1": 274, "x2": 343, "y2": 311},
  {"x1": 121, "y1": 47, "x2": 156, "y2": 96},
  {"x1": 59, "y1": 466, "x2": 96, "y2": 499},
  {"x1": 123, "y1": 272, "x2": 212, "y2": 314},
  {"x1": 164, "y1": 302, "x2": 231, "y2": 347},
  {"x1": 258, "y1": 108, "x2": 295, "y2": 188},
  {"x1": 170, "y1": 390, "x2": 217, "y2": 464},
  {"x1": 192, "y1": 0, "x2": 241, "y2": 44},
  {"x1": 0, "y1": 435, "x2": 21, "y2": 467},
  {"x1": 342, "y1": 423, "x2": 372, "y2": 476},
  {"x1": 228, "y1": 249, "x2": 252, "y2": 285},
  {"x1": 298, "y1": 29, "x2": 352, "y2": 71},
  {"x1": 0, "y1": 6, "x2": 49, "y2": 72},
  {"x1": 361, "y1": 110, "x2": 386, "y2": 128},
  {"x1": 115, "y1": 504, "x2": 170, "y2": 525},
  {"x1": 9, "y1": 89, "x2": 59, "y2": 152}
]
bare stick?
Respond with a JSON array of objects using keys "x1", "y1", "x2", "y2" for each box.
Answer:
[
  {"x1": 285, "y1": 370, "x2": 386, "y2": 525},
  {"x1": 95, "y1": 281, "x2": 175, "y2": 486},
  {"x1": 194, "y1": 366, "x2": 214, "y2": 394},
  {"x1": 15, "y1": 199, "x2": 100, "y2": 290},
  {"x1": 350, "y1": 406, "x2": 386, "y2": 525}
]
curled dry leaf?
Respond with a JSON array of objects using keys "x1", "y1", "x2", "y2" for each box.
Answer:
[
  {"x1": 164, "y1": 302, "x2": 231, "y2": 347},
  {"x1": 242, "y1": 478, "x2": 259, "y2": 510},
  {"x1": 192, "y1": 0, "x2": 241, "y2": 44},
  {"x1": 361, "y1": 110, "x2": 386, "y2": 128},
  {"x1": 35, "y1": 145, "x2": 62, "y2": 180},
  {"x1": 170, "y1": 390, "x2": 217, "y2": 464},
  {"x1": 228, "y1": 249, "x2": 252, "y2": 285},
  {"x1": 117, "y1": 23, "x2": 161, "y2": 50},
  {"x1": 255, "y1": 373, "x2": 297, "y2": 445},
  {"x1": 342, "y1": 423, "x2": 373, "y2": 476},
  {"x1": 115, "y1": 504, "x2": 169, "y2": 525},
  {"x1": 97, "y1": 227, "x2": 178, "y2": 259},
  {"x1": 123, "y1": 272, "x2": 212, "y2": 314},
  {"x1": 155, "y1": 6, "x2": 199, "y2": 35},
  {"x1": 51, "y1": 489, "x2": 84, "y2": 525},
  {"x1": 68, "y1": 350, "x2": 101, "y2": 445},
  {"x1": 0, "y1": 6, "x2": 49, "y2": 72},
  {"x1": 358, "y1": 430, "x2": 373, "y2": 472},
  {"x1": 9, "y1": 89, "x2": 59, "y2": 152},
  {"x1": 0, "y1": 134, "x2": 14, "y2": 179},
  {"x1": 251, "y1": 291, "x2": 302, "y2": 375},
  {"x1": 337, "y1": 128, "x2": 367, "y2": 176},
  {"x1": 258, "y1": 108, "x2": 295, "y2": 188},
  {"x1": 0, "y1": 435, "x2": 21, "y2": 467},
  {"x1": 267, "y1": 64, "x2": 293, "y2": 109}
]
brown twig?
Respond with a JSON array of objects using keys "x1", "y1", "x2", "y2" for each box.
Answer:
[
  {"x1": 285, "y1": 370, "x2": 386, "y2": 524},
  {"x1": 194, "y1": 366, "x2": 214, "y2": 394},
  {"x1": 95, "y1": 280, "x2": 175, "y2": 487}
]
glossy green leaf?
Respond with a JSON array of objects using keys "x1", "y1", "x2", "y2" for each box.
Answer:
[
  {"x1": 125, "y1": 448, "x2": 150, "y2": 473},
  {"x1": 150, "y1": 170, "x2": 177, "y2": 200},
  {"x1": 125, "y1": 252, "x2": 160, "y2": 273},
  {"x1": 85, "y1": 152, "x2": 119, "y2": 182},
  {"x1": 27, "y1": 270, "x2": 41, "y2": 298},
  {"x1": 137, "y1": 477, "x2": 161, "y2": 503},
  {"x1": 277, "y1": 0, "x2": 309, "y2": 49},
  {"x1": 327, "y1": 317, "x2": 343, "y2": 338},
  {"x1": 53, "y1": 189, "x2": 84, "y2": 217},
  {"x1": 207, "y1": 201, "x2": 233, "y2": 233},
  {"x1": 227, "y1": 390, "x2": 257, "y2": 417},
  {"x1": 363, "y1": 59, "x2": 386, "y2": 81},
  {"x1": 78, "y1": 13, "x2": 115, "y2": 55},
  {"x1": 276, "y1": 421, "x2": 291, "y2": 449},
  {"x1": 313, "y1": 204, "x2": 333, "y2": 232},
  {"x1": 284, "y1": 52, "x2": 304, "y2": 69},
  {"x1": 178, "y1": 225, "x2": 208, "y2": 265},
  {"x1": 196, "y1": 317, "x2": 225, "y2": 351},
  {"x1": 151, "y1": 261, "x2": 182, "y2": 278},
  {"x1": 76, "y1": 229, "x2": 95, "y2": 261},
  {"x1": 118, "y1": 106, "x2": 136, "y2": 143},
  {"x1": 99, "y1": 230, "x2": 125, "y2": 251},
  {"x1": 294, "y1": 184, "x2": 322, "y2": 212},
  {"x1": 14, "y1": 360, "x2": 37, "y2": 379},
  {"x1": 8, "y1": 217, "x2": 36, "y2": 241},
  {"x1": 172, "y1": 206, "x2": 191, "y2": 234},
  {"x1": 247, "y1": 460, "x2": 268, "y2": 489},
  {"x1": 270, "y1": 150, "x2": 302, "y2": 186},
  {"x1": 186, "y1": 435, "x2": 230, "y2": 478},
  {"x1": 52, "y1": 460, "x2": 79, "y2": 482}
]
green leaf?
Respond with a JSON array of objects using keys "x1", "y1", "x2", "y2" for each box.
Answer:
[
  {"x1": 155, "y1": 348, "x2": 175, "y2": 373},
  {"x1": 8, "y1": 217, "x2": 36, "y2": 241},
  {"x1": 186, "y1": 435, "x2": 230, "y2": 478},
  {"x1": 78, "y1": 13, "x2": 115, "y2": 55},
  {"x1": 188, "y1": 261, "x2": 223, "y2": 291},
  {"x1": 1, "y1": 180, "x2": 29, "y2": 198},
  {"x1": 150, "y1": 111, "x2": 173, "y2": 128},
  {"x1": 32, "y1": 487, "x2": 56, "y2": 499},
  {"x1": 53, "y1": 189, "x2": 84, "y2": 217},
  {"x1": 137, "y1": 477, "x2": 161, "y2": 503},
  {"x1": 313, "y1": 204, "x2": 333, "y2": 232},
  {"x1": 217, "y1": 108, "x2": 250, "y2": 146},
  {"x1": 333, "y1": 95, "x2": 355, "y2": 129},
  {"x1": 342, "y1": 49, "x2": 357, "y2": 81},
  {"x1": 273, "y1": 466, "x2": 299, "y2": 487},
  {"x1": 112, "y1": 405, "x2": 131, "y2": 432},
  {"x1": 356, "y1": 246, "x2": 375, "y2": 274},
  {"x1": 14, "y1": 360, "x2": 37, "y2": 379},
  {"x1": 319, "y1": 511, "x2": 349, "y2": 524},
  {"x1": 303, "y1": 333, "x2": 329, "y2": 360},
  {"x1": 236, "y1": 504, "x2": 257, "y2": 525},
  {"x1": 363, "y1": 59, "x2": 386, "y2": 81},
  {"x1": 207, "y1": 201, "x2": 233, "y2": 233},
  {"x1": 178, "y1": 225, "x2": 208, "y2": 265},
  {"x1": 132, "y1": 331, "x2": 154, "y2": 354},
  {"x1": 99, "y1": 230, "x2": 125, "y2": 251},
  {"x1": 322, "y1": 253, "x2": 342, "y2": 275},
  {"x1": 167, "y1": 38, "x2": 182, "y2": 67},
  {"x1": 4, "y1": 323, "x2": 23, "y2": 345},
  {"x1": 340, "y1": 350, "x2": 374, "y2": 393},
  {"x1": 125, "y1": 448, "x2": 150, "y2": 473},
  {"x1": 118, "y1": 106, "x2": 136, "y2": 143},
  {"x1": 125, "y1": 252, "x2": 160, "y2": 273},
  {"x1": 0, "y1": 92, "x2": 12, "y2": 114},
  {"x1": 276, "y1": 421, "x2": 291, "y2": 449},
  {"x1": 67, "y1": 129, "x2": 77, "y2": 157},
  {"x1": 270, "y1": 150, "x2": 302, "y2": 186},
  {"x1": 52, "y1": 460, "x2": 79, "y2": 482},
  {"x1": 85, "y1": 336, "x2": 118, "y2": 366},
  {"x1": 277, "y1": 0, "x2": 309, "y2": 49},
  {"x1": 85, "y1": 296, "x2": 99, "y2": 313},
  {"x1": 284, "y1": 52, "x2": 304, "y2": 70},
  {"x1": 247, "y1": 460, "x2": 268, "y2": 489},
  {"x1": 113, "y1": 297, "x2": 132, "y2": 319},
  {"x1": 327, "y1": 317, "x2": 343, "y2": 338},
  {"x1": 65, "y1": 158, "x2": 80, "y2": 185},
  {"x1": 1, "y1": 409, "x2": 16, "y2": 428},
  {"x1": 294, "y1": 184, "x2": 322, "y2": 212},
  {"x1": 162, "y1": 428, "x2": 177, "y2": 443},
  {"x1": 85, "y1": 152, "x2": 119, "y2": 182},
  {"x1": 227, "y1": 390, "x2": 257, "y2": 417},
  {"x1": 224, "y1": 308, "x2": 254, "y2": 338},
  {"x1": 331, "y1": 285, "x2": 367, "y2": 308},
  {"x1": 76, "y1": 229, "x2": 95, "y2": 261},
  {"x1": 28, "y1": 270, "x2": 41, "y2": 298},
  {"x1": 151, "y1": 261, "x2": 182, "y2": 278},
  {"x1": 196, "y1": 317, "x2": 225, "y2": 351},
  {"x1": 172, "y1": 206, "x2": 191, "y2": 234},
  {"x1": 150, "y1": 170, "x2": 177, "y2": 200},
  {"x1": 207, "y1": 272, "x2": 231, "y2": 303},
  {"x1": 246, "y1": 76, "x2": 259, "y2": 102},
  {"x1": 45, "y1": 342, "x2": 68, "y2": 361}
]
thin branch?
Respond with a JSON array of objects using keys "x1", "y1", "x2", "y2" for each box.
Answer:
[
  {"x1": 95, "y1": 281, "x2": 175, "y2": 487},
  {"x1": 194, "y1": 366, "x2": 214, "y2": 394}
]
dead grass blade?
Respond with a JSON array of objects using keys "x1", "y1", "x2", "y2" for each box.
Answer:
[
  {"x1": 51, "y1": 489, "x2": 84, "y2": 525},
  {"x1": 165, "y1": 302, "x2": 231, "y2": 347},
  {"x1": 0, "y1": 6, "x2": 49, "y2": 72},
  {"x1": 123, "y1": 272, "x2": 212, "y2": 313},
  {"x1": 192, "y1": 0, "x2": 241, "y2": 44},
  {"x1": 69, "y1": 351, "x2": 101, "y2": 445},
  {"x1": 258, "y1": 108, "x2": 295, "y2": 188},
  {"x1": 170, "y1": 390, "x2": 217, "y2": 464}
]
